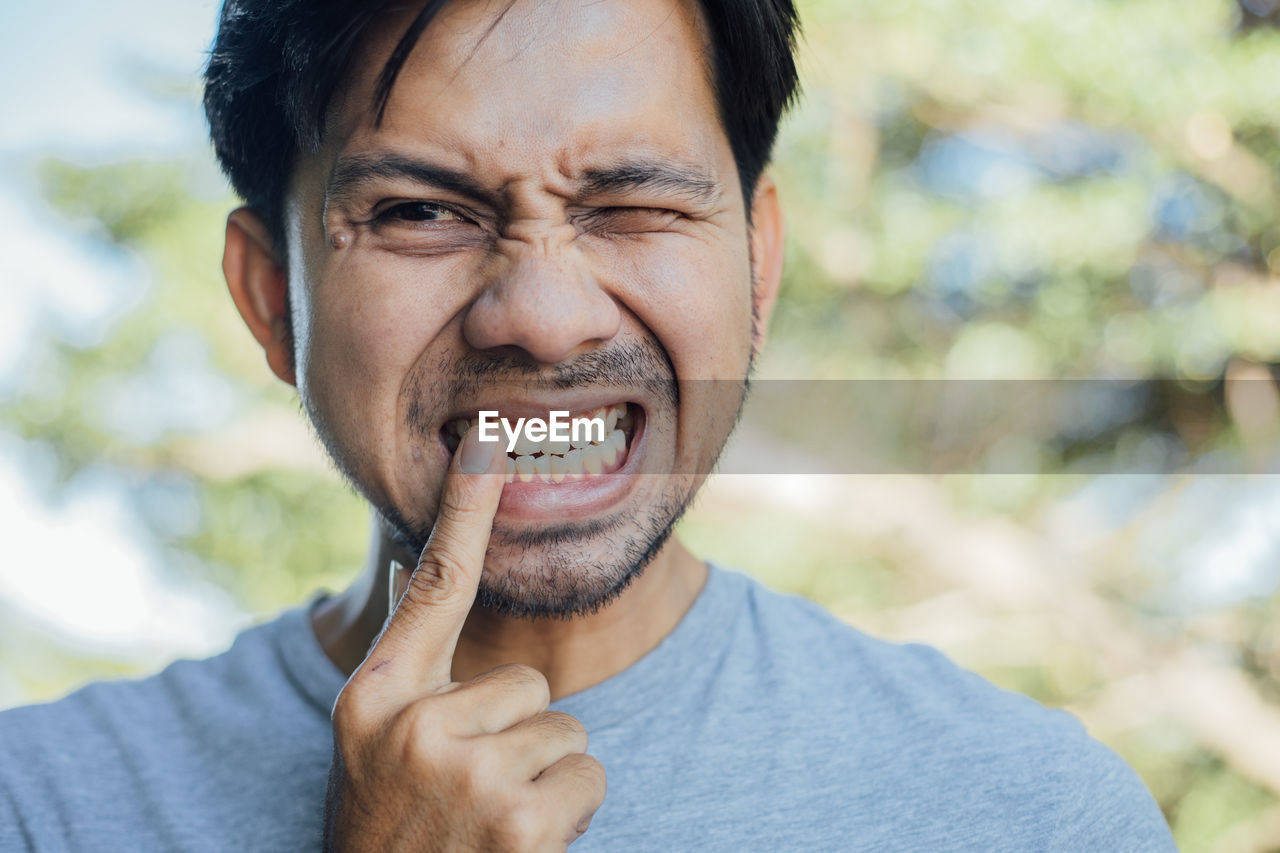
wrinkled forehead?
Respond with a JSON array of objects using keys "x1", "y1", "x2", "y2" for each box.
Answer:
[{"x1": 311, "y1": 0, "x2": 728, "y2": 197}]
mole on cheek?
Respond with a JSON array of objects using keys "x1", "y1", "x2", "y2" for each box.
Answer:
[{"x1": 330, "y1": 230, "x2": 351, "y2": 250}]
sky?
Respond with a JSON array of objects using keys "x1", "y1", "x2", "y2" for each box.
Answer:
[
  {"x1": 0, "y1": 0, "x2": 218, "y2": 156},
  {"x1": 0, "y1": 0, "x2": 244, "y2": 664}
]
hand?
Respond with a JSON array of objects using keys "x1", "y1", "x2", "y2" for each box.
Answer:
[{"x1": 323, "y1": 427, "x2": 606, "y2": 851}]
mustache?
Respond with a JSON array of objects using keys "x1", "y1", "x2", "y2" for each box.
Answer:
[
  {"x1": 405, "y1": 340, "x2": 679, "y2": 438},
  {"x1": 438, "y1": 340, "x2": 679, "y2": 409}
]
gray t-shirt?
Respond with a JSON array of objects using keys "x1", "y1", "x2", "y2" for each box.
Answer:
[{"x1": 0, "y1": 564, "x2": 1175, "y2": 851}]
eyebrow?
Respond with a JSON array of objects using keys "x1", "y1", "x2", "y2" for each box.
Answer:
[
  {"x1": 327, "y1": 154, "x2": 497, "y2": 209},
  {"x1": 579, "y1": 160, "x2": 721, "y2": 206},
  {"x1": 325, "y1": 151, "x2": 722, "y2": 211}
]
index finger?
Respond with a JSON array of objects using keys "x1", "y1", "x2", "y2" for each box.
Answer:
[{"x1": 362, "y1": 425, "x2": 506, "y2": 690}]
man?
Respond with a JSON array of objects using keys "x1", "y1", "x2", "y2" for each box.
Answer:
[{"x1": 0, "y1": 0, "x2": 1176, "y2": 850}]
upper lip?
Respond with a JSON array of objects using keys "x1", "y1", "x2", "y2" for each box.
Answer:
[{"x1": 439, "y1": 392, "x2": 637, "y2": 428}]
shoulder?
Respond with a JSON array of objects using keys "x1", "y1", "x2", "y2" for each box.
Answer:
[
  {"x1": 727, "y1": 564, "x2": 1065, "y2": 729},
  {"x1": 0, "y1": 607, "x2": 298, "y2": 769},
  {"x1": 716, "y1": 565, "x2": 1175, "y2": 849},
  {"x1": 1043, "y1": 731, "x2": 1177, "y2": 851},
  {"x1": 0, "y1": 603, "x2": 338, "y2": 851},
  {"x1": 722, "y1": 564, "x2": 1024, "y2": 714}
]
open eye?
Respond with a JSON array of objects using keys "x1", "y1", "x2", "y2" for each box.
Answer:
[
  {"x1": 358, "y1": 198, "x2": 488, "y2": 254},
  {"x1": 377, "y1": 202, "x2": 469, "y2": 224}
]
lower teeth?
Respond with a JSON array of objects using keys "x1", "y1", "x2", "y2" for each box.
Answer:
[{"x1": 505, "y1": 428, "x2": 629, "y2": 484}]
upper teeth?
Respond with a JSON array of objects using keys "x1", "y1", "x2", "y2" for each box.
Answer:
[{"x1": 448, "y1": 403, "x2": 632, "y2": 484}]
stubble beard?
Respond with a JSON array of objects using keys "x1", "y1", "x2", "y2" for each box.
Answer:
[
  {"x1": 300, "y1": 274, "x2": 760, "y2": 622},
  {"x1": 375, "y1": 476, "x2": 697, "y2": 620}
]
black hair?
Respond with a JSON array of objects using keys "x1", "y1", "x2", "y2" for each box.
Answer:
[{"x1": 203, "y1": 0, "x2": 801, "y2": 248}]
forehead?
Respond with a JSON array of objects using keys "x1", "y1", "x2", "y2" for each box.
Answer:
[{"x1": 323, "y1": 0, "x2": 727, "y2": 190}]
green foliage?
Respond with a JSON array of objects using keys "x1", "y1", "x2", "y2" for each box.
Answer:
[
  {"x1": 5, "y1": 157, "x2": 370, "y2": 616},
  {"x1": 770, "y1": 0, "x2": 1280, "y2": 385},
  {"x1": 4, "y1": 1, "x2": 1278, "y2": 846}
]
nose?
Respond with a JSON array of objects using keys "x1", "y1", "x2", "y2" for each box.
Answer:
[{"x1": 462, "y1": 225, "x2": 621, "y2": 364}]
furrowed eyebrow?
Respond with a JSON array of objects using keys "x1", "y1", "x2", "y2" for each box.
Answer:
[
  {"x1": 579, "y1": 160, "x2": 721, "y2": 206},
  {"x1": 324, "y1": 152, "x2": 722, "y2": 211},
  {"x1": 326, "y1": 154, "x2": 498, "y2": 209}
]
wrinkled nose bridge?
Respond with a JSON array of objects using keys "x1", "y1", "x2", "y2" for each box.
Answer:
[
  {"x1": 494, "y1": 221, "x2": 589, "y2": 292},
  {"x1": 502, "y1": 220, "x2": 577, "y2": 260}
]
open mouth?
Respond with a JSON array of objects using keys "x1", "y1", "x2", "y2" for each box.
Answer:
[{"x1": 440, "y1": 402, "x2": 642, "y2": 484}]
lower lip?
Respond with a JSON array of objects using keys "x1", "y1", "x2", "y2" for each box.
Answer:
[{"x1": 441, "y1": 408, "x2": 649, "y2": 523}]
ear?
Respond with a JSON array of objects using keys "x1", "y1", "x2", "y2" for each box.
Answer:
[
  {"x1": 222, "y1": 207, "x2": 296, "y2": 386},
  {"x1": 747, "y1": 174, "x2": 785, "y2": 355}
]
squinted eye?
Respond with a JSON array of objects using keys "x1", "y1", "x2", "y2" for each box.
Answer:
[
  {"x1": 379, "y1": 202, "x2": 468, "y2": 224},
  {"x1": 575, "y1": 207, "x2": 681, "y2": 235}
]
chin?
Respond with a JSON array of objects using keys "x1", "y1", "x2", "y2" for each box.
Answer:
[{"x1": 472, "y1": 483, "x2": 691, "y2": 620}]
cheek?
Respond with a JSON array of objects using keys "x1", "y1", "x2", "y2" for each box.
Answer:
[
  {"x1": 594, "y1": 235, "x2": 753, "y2": 381},
  {"x1": 300, "y1": 252, "x2": 469, "y2": 446},
  {"x1": 591, "y1": 235, "x2": 752, "y2": 474}
]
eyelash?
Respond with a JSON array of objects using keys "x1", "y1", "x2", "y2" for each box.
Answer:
[
  {"x1": 575, "y1": 207, "x2": 682, "y2": 233},
  {"x1": 372, "y1": 201, "x2": 470, "y2": 225}
]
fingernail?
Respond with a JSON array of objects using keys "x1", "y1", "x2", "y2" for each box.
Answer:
[{"x1": 459, "y1": 426, "x2": 498, "y2": 474}]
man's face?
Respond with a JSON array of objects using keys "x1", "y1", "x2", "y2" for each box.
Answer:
[{"x1": 283, "y1": 0, "x2": 770, "y2": 616}]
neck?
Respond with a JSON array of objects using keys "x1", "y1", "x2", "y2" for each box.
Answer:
[{"x1": 311, "y1": 512, "x2": 707, "y2": 700}]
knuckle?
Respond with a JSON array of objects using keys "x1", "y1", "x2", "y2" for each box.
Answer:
[
  {"x1": 539, "y1": 711, "x2": 587, "y2": 748},
  {"x1": 492, "y1": 663, "x2": 550, "y2": 704},
  {"x1": 580, "y1": 755, "x2": 607, "y2": 791},
  {"x1": 331, "y1": 686, "x2": 376, "y2": 734},
  {"x1": 497, "y1": 662, "x2": 544, "y2": 684},
  {"x1": 401, "y1": 562, "x2": 461, "y2": 609},
  {"x1": 436, "y1": 486, "x2": 484, "y2": 528},
  {"x1": 564, "y1": 753, "x2": 607, "y2": 797}
]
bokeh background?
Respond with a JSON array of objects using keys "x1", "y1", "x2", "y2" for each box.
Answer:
[{"x1": 2, "y1": 0, "x2": 1279, "y2": 849}]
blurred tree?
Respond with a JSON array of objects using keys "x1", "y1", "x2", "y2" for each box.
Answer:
[{"x1": 3, "y1": 1, "x2": 1279, "y2": 849}]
